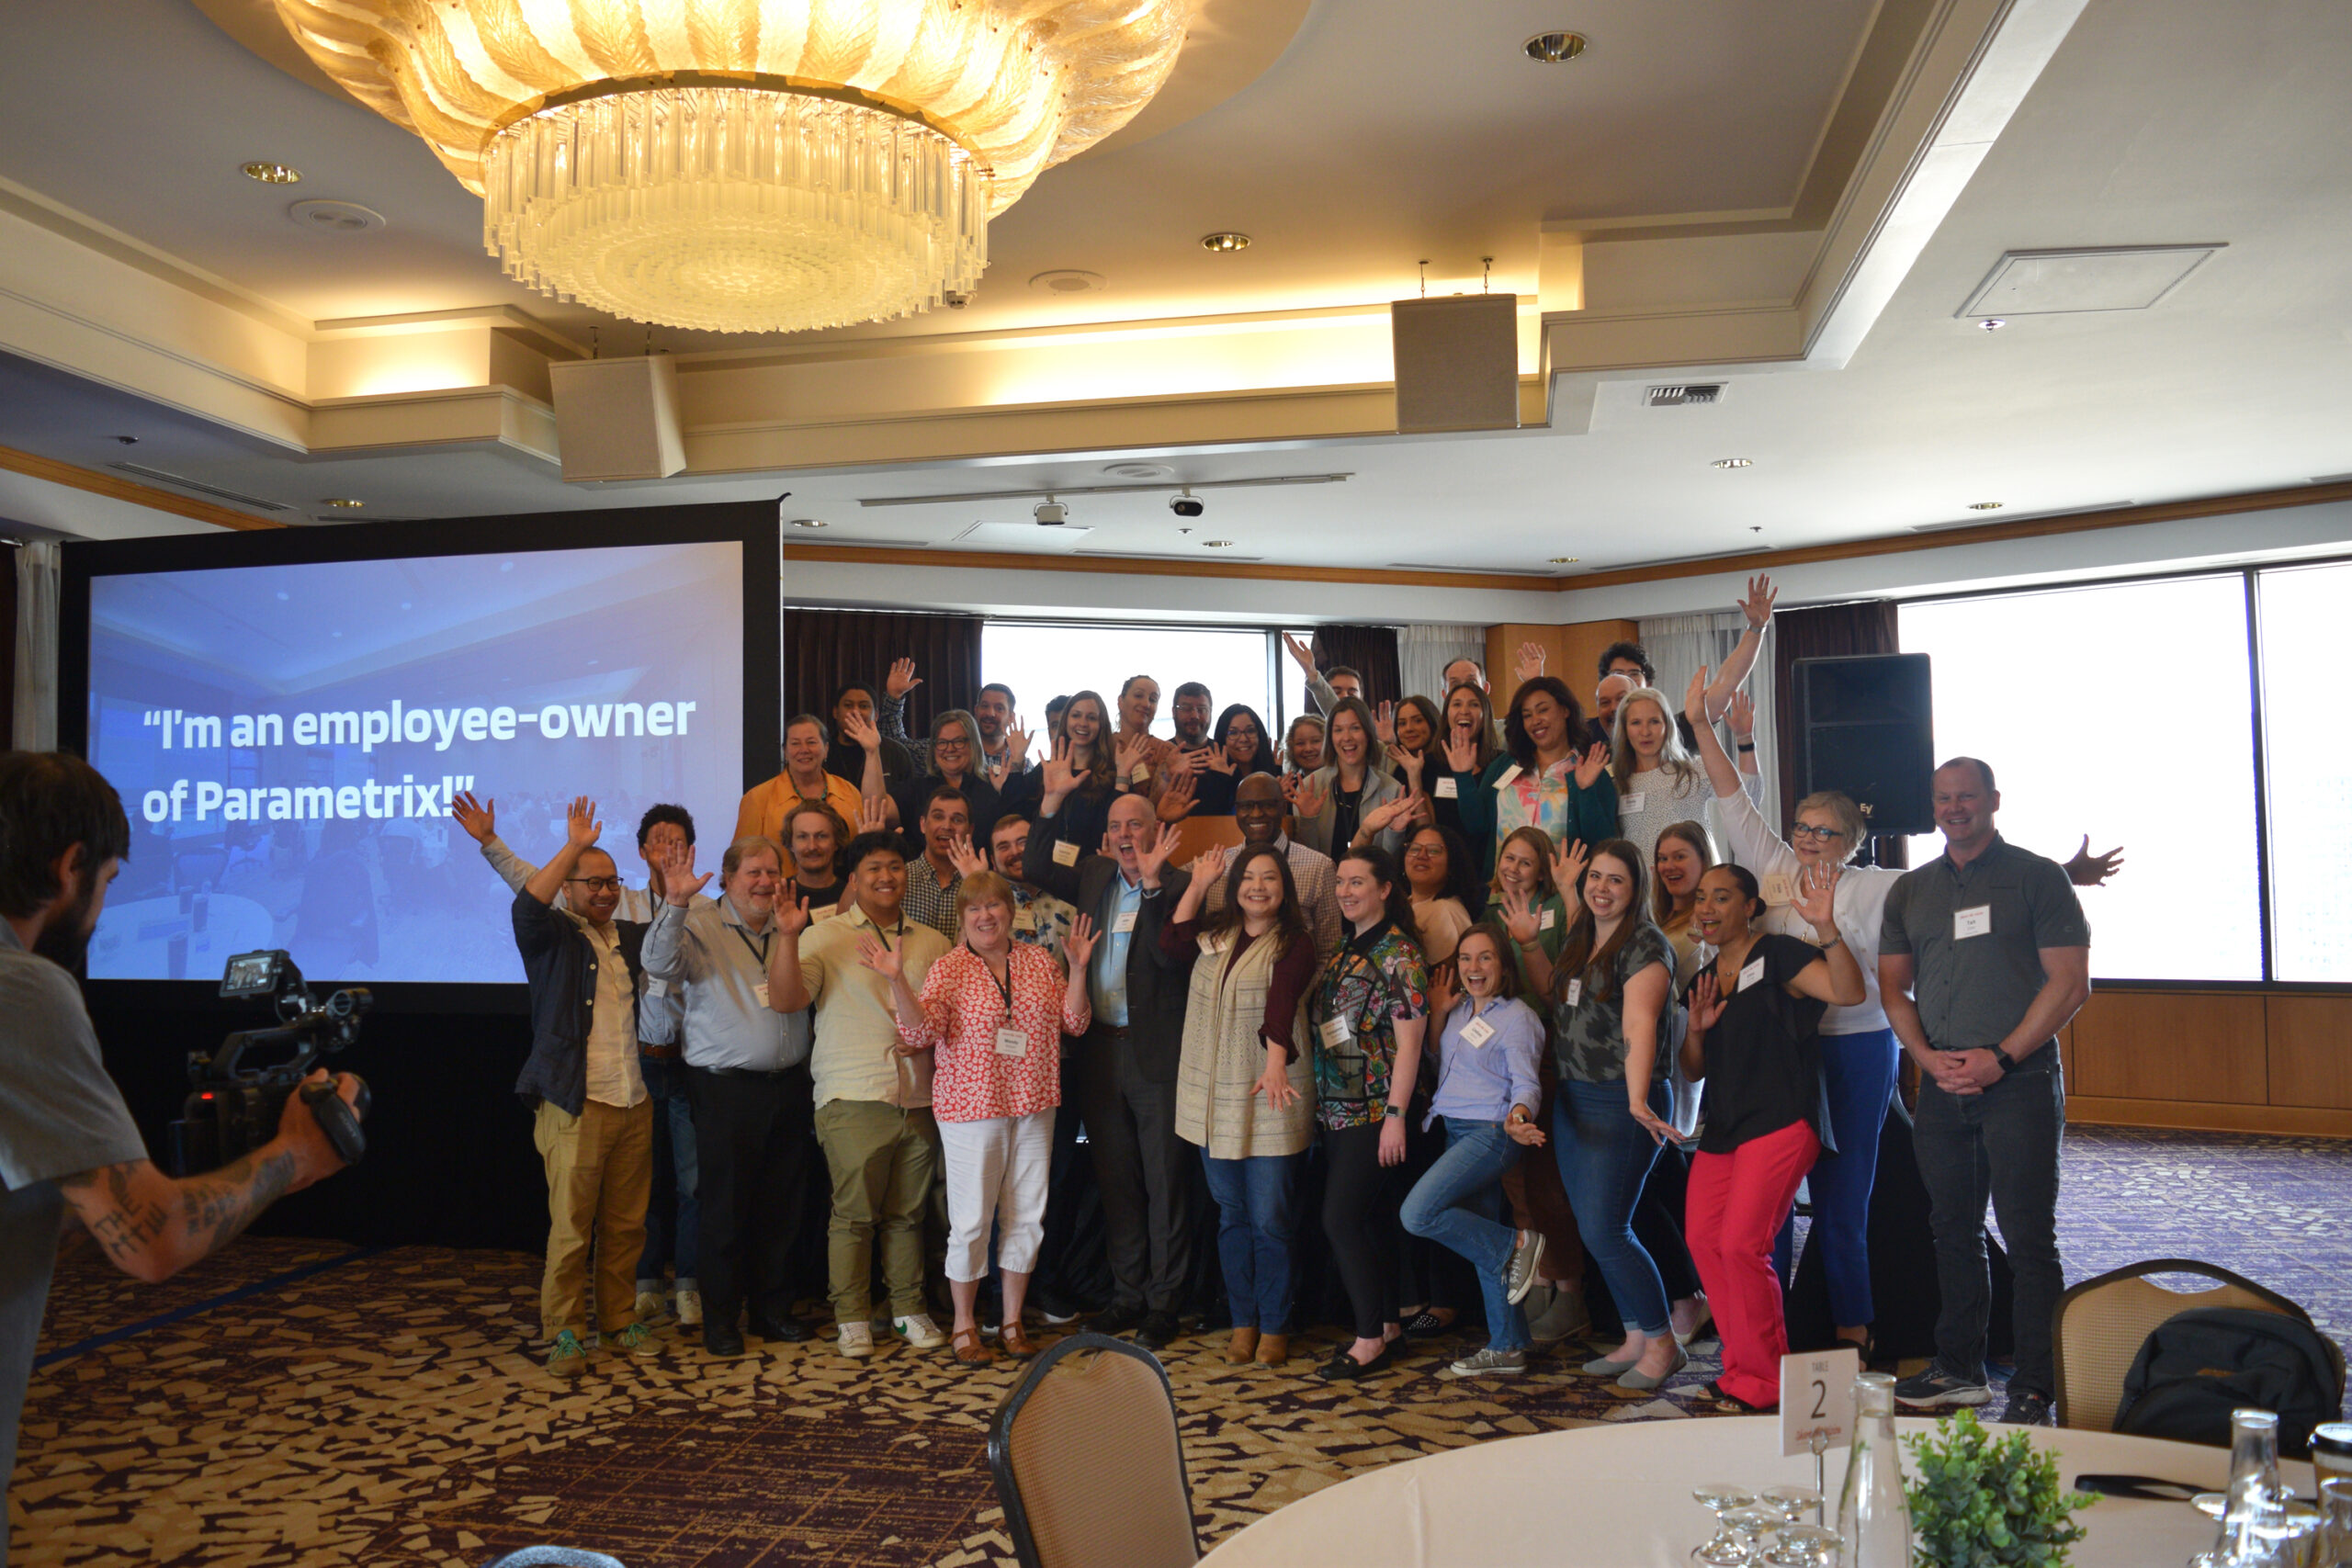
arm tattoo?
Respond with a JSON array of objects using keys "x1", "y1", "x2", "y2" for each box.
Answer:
[
  {"x1": 59, "y1": 1146, "x2": 299, "y2": 1275},
  {"x1": 175, "y1": 1147, "x2": 299, "y2": 1258}
]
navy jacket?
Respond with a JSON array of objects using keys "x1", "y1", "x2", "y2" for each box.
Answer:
[{"x1": 511, "y1": 889, "x2": 647, "y2": 1116}]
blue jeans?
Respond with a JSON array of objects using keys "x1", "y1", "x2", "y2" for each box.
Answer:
[
  {"x1": 1772, "y1": 1027, "x2": 1898, "y2": 1326},
  {"x1": 634, "y1": 1055, "x2": 700, "y2": 1291},
  {"x1": 1399, "y1": 1119, "x2": 1529, "y2": 1353},
  {"x1": 1201, "y1": 1151, "x2": 1306, "y2": 1333},
  {"x1": 1555, "y1": 1078, "x2": 1670, "y2": 1337}
]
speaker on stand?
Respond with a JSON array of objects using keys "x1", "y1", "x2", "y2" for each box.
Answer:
[{"x1": 1792, "y1": 654, "x2": 1935, "y2": 859}]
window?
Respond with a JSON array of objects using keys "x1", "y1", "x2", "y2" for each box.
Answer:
[
  {"x1": 2257, "y1": 561, "x2": 2352, "y2": 982},
  {"x1": 1899, "y1": 576, "x2": 2262, "y2": 982},
  {"x1": 980, "y1": 622, "x2": 1298, "y2": 748}
]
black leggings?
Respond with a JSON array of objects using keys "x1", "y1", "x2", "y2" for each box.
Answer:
[{"x1": 1320, "y1": 1122, "x2": 1404, "y2": 1341}]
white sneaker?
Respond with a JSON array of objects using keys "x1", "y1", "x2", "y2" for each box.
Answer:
[
  {"x1": 837, "y1": 1321, "x2": 875, "y2": 1359},
  {"x1": 894, "y1": 1313, "x2": 948, "y2": 1350},
  {"x1": 633, "y1": 1288, "x2": 673, "y2": 1325},
  {"x1": 673, "y1": 1289, "x2": 703, "y2": 1328}
]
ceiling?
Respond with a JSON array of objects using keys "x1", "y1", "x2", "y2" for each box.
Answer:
[{"x1": 1, "y1": 0, "x2": 2349, "y2": 602}]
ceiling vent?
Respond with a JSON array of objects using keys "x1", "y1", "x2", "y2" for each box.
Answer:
[
  {"x1": 1645, "y1": 383, "x2": 1724, "y2": 407},
  {"x1": 108, "y1": 463, "x2": 291, "y2": 512}
]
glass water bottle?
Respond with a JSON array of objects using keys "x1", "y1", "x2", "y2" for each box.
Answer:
[
  {"x1": 2196, "y1": 1407, "x2": 2287, "y2": 1567},
  {"x1": 1837, "y1": 1371, "x2": 1913, "y2": 1568}
]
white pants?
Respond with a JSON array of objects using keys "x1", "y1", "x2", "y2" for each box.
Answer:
[{"x1": 936, "y1": 1108, "x2": 1056, "y2": 1283}]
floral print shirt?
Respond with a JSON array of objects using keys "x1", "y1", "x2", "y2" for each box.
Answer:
[{"x1": 1308, "y1": 919, "x2": 1430, "y2": 1133}]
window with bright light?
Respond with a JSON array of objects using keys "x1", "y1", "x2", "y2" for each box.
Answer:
[
  {"x1": 2257, "y1": 561, "x2": 2352, "y2": 982},
  {"x1": 1900, "y1": 576, "x2": 2261, "y2": 982},
  {"x1": 980, "y1": 623, "x2": 1296, "y2": 749}
]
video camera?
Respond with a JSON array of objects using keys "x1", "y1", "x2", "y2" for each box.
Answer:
[{"x1": 165, "y1": 950, "x2": 372, "y2": 1178}]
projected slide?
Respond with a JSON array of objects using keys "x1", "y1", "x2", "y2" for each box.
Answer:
[{"x1": 85, "y1": 541, "x2": 744, "y2": 983}]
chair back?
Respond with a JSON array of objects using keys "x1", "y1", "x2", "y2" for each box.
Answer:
[
  {"x1": 2053, "y1": 1258, "x2": 2335, "y2": 1432},
  {"x1": 989, "y1": 1333, "x2": 1199, "y2": 1568}
]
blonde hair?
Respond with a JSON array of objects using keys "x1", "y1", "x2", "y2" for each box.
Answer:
[
  {"x1": 1610, "y1": 685, "x2": 1702, "y2": 791},
  {"x1": 1794, "y1": 789, "x2": 1868, "y2": 863},
  {"x1": 954, "y1": 870, "x2": 1016, "y2": 930}
]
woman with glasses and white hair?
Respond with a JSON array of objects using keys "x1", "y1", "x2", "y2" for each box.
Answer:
[{"x1": 1681, "y1": 670, "x2": 1904, "y2": 1367}]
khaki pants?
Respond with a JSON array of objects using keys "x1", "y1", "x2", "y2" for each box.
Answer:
[
  {"x1": 814, "y1": 1099, "x2": 939, "y2": 1325},
  {"x1": 534, "y1": 1097, "x2": 654, "y2": 1341}
]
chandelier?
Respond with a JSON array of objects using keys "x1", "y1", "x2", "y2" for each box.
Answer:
[{"x1": 272, "y1": 1, "x2": 1192, "y2": 333}]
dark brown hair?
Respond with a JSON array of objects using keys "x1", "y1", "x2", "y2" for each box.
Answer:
[
  {"x1": 1204, "y1": 842, "x2": 1309, "y2": 960},
  {"x1": 1555, "y1": 838, "x2": 1648, "y2": 1006}
]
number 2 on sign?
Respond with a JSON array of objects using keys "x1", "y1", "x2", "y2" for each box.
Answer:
[{"x1": 1781, "y1": 1347, "x2": 1860, "y2": 1457}]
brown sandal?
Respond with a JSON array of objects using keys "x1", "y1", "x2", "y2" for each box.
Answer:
[
  {"x1": 952, "y1": 1326, "x2": 998, "y2": 1365},
  {"x1": 999, "y1": 1321, "x2": 1039, "y2": 1359}
]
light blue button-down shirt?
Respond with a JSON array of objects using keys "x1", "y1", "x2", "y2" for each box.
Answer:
[{"x1": 1091, "y1": 873, "x2": 1145, "y2": 1027}]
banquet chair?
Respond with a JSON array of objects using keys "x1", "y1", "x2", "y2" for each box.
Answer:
[
  {"x1": 988, "y1": 1332, "x2": 1199, "y2": 1568},
  {"x1": 2052, "y1": 1258, "x2": 2339, "y2": 1433}
]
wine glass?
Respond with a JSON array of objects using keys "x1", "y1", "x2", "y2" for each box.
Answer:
[
  {"x1": 1760, "y1": 1523, "x2": 1842, "y2": 1567},
  {"x1": 1692, "y1": 1485, "x2": 1758, "y2": 1565},
  {"x1": 1724, "y1": 1506, "x2": 1779, "y2": 1562},
  {"x1": 1758, "y1": 1485, "x2": 1825, "y2": 1527}
]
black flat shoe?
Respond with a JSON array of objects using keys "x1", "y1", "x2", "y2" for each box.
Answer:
[
  {"x1": 1134, "y1": 1309, "x2": 1181, "y2": 1349},
  {"x1": 1317, "y1": 1345, "x2": 1396, "y2": 1382},
  {"x1": 702, "y1": 1328, "x2": 747, "y2": 1359},
  {"x1": 1401, "y1": 1311, "x2": 1457, "y2": 1339},
  {"x1": 1091, "y1": 1303, "x2": 1148, "y2": 1337},
  {"x1": 749, "y1": 1314, "x2": 808, "y2": 1343}
]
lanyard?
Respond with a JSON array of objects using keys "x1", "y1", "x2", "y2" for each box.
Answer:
[
  {"x1": 968, "y1": 942, "x2": 1014, "y2": 1017},
  {"x1": 731, "y1": 923, "x2": 771, "y2": 967}
]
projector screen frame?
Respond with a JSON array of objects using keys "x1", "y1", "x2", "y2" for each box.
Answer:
[{"x1": 59, "y1": 500, "x2": 780, "y2": 1014}]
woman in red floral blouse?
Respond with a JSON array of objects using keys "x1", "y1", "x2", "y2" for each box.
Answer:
[{"x1": 865, "y1": 872, "x2": 1097, "y2": 1363}]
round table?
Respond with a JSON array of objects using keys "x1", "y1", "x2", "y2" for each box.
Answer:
[{"x1": 1198, "y1": 1416, "x2": 2314, "y2": 1567}]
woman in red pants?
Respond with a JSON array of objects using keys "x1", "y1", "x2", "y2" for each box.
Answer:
[{"x1": 1678, "y1": 863, "x2": 1865, "y2": 1410}]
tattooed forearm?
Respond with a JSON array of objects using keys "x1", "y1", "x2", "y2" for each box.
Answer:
[
  {"x1": 57, "y1": 1145, "x2": 299, "y2": 1281},
  {"x1": 176, "y1": 1147, "x2": 297, "y2": 1255}
]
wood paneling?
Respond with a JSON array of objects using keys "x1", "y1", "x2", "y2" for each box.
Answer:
[
  {"x1": 1484, "y1": 620, "x2": 1636, "y2": 708},
  {"x1": 0, "y1": 444, "x2": 285, "y2": 532},
  {"x1": 2266, "y1": 995, "x2": 2352, "y2": 1110},
  {"x1": 2065, "y1": 1098, "x2": 2352, "y2": 1140},
  {"x1": 2068, "y1": 990, "x2": 2267, "y2": 1104}
]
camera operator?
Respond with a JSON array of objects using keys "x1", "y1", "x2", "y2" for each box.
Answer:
[{"x1": 1, "y1": 751, "x2": 361, "y2": 1557}]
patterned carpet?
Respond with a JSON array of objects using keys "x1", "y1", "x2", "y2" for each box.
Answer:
[{"x1": 13, "y1": 1126, "x2": 2348, "y2": 1567}]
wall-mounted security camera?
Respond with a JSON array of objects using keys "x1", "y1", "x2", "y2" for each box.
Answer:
[
  {"x1": 1035, "y1": 497, "x2": 1069, "y2": 525},
  {"x1": 1169, "y1": 488, "x2": 1204, "y2": 519}
]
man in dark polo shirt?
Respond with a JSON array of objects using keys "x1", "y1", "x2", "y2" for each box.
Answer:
[{"x1": 1878, "y1": 757, "x2": 2091, "y2": 1427}]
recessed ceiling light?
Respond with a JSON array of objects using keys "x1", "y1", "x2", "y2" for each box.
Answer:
[
  {"x1": 1102, "y1": 462, "x2": 1174, "y2": 479},
  {"x1": 112, "y1": 434, "x2": 138, "y2": 446},
  {"x1": 1523, "y1": 31, "x2": 1589, "y2": 63},
  {"x1": 788, "y1": 517, "x2": 829, "y2": 528},
  {"x1": 1977, "y1": 317, "x2": 2007, "y2": 332},
  {"x1": 243, "y1": 161, "x2": 302, "y2": 184},
  {"x1": 1968, "y1": 501, "x2": 2005, "y2": 511},
  {"x1": 1712, "y1": 457, "x2": 1753, "y2": 469},
  {"x1": 321, "y1": 497, "x2": 364, "y2": 509},
  {"x1": 1200, "y1": 232, "x2": 1251, "y2": 254},
  {"x1": 1030, "y1": 269, "x2": 1105, "y2": 294},
  {"x1": 1204, "y1": 538, "x2": 1236, "y2": 547},
  {"x1": 1549, "y1": 556, "x2": 1578, "y2": 564},
  {"x1": 289, "y1": 199, "x2": 386, "y2": 234}
]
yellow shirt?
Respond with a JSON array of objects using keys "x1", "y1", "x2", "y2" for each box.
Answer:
[
  {"x1": 736, "y1": 770, "x2": 864, "y2": 845},
  {"x1": 797, "y1": 904, "x2": 950, "y2": 1110}
]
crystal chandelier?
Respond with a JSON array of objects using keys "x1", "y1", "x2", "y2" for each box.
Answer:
[{"x1": 272, "y1": 1, "x2": 1192, "y2": 333}]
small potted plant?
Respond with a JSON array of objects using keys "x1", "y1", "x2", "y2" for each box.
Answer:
[{"x1": 1904, "y1": 1409, "x2": 2096, "y2": 1565}]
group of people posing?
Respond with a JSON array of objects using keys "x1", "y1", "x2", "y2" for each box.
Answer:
[{"x1": 477, "y1": 575, "x2": 2105, "y2": 1425}]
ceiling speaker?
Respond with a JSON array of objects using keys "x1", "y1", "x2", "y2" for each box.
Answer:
[
  {"x1": 1391, "y1": 294, "x2": 1520, "y2": 434},
  {"x1": 548, "y1": 355, "x2": 686, "y2": 482}
]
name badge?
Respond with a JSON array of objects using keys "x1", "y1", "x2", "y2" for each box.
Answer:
[
  {"x1": 1622, "y1": 791, "x2": 1646, "y2": 813},
  {"x1": 753, "y1": 982, "x2": 771, "y2": 1009},
  {"x1": 1736, "y1": 956, "x2": 1766, "y2": 993},
  {"x1": 1113, "y1": 909, "x2": 1138, "y2": 934},
  {"x1": 1129, "y1": 764, "x2": 1150, "y2": 784},
  {"x1": 1458, "y1": 1015, "x2": 1496, "y2": 1049},
  {"x1": 1052, "y1": 840, "x2": 1080, "y2": 866},
  {"x1": 1954, "y1": 904, "x2": 1993, "y2": 940},
  {"x1": 1434, "y1": 776, "x2": 1459, "y2": 799},
  {"x1": 994, "y1": 1027, "x2": 1029, "y2": 1058},
  {"x1": 1492, "y1": 764, "x2": 1523, "y2": 791},
  {"x1": 1563, "y1": 978, "x2": 1583, "y2": 1008},
  {"x1": 1013, "y1": 908, "x2": 1036, "y2": 931},
  {"x1": 1540, "y1": 906, "x2": 1556, "y2": 931},
  {"x1": 1761, "y1": 873, "x2": 1794, "y2": 907},
  {"x1": 644, "y1": 977, "x2": 669, "y2": 998},
  {"x1": 1318, "y1": 1015, "x2": 1353, "y2": 1048}
]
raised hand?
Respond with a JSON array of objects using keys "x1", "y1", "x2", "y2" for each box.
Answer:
[
  {"x1": 855, "y1": 931, "x2": 904, "y2": 980},
  {"x1": 776, "y1": 882, "x2": 813, "y2": 938},
  {"x1": 1572, "y1": 741, "x2": 1611, "y2": 790},
  {"x1": 1737, "y1": 573, "x2": 1779, "y2": 630},
  {"x1": 1360, "y1": 792, "x2": 1419, "y2": 839},
  {"x1": 1289, "y1": 774, "x2": 1329, "y2": 824},
  {"x1": 1190, "y1": 841, "x2": 1232, "y2": 890},
  {"x1": 885, "y1": 656, "x2": 922, "y2": 701},
  {"x1": 1136, "y1": 820, "x2": 1183, "y2": 884},
  {"x1": 1792, "y1": 863, "x2": 1843, "y2": 941},
  {"x1": 1281, "y1": 630, "x2": 1318, "y2": 677},
  {"x1": 1425, "y1": 962, "x2": 1458, "y2": 1027},
  {"x1": 946, "y1": 833, "x2": 989, "y2": 879},
  {"x1": 1156, "y1": 770, "x2": 1199, "y2": 823},
  {"x1": 996, "y1": 722, "x2": 1033, "y2": 782},
  {"x1": 1688, "y1": 971, "x2": 1725, "y2": 1034},
  {"x1": 449, "y1": 790, "x2": 496, "y2": 845},
  {"x1": 854, "y1": 795, "x2": 889, "y2": 834},
  {"x1": 1727, "y1": 688, "x2": 1756, "y2": 744},
  {"x1": 1442, "y1": 723, "x2": 1481, "y2": 774},
  {"x1": 2065, "y1": 835, "x2": 2125, "y2": 887},
  {"x1": 1169, "y1": 745, "x2": 1211, "y2": 781},
  {"x1": 1374, "y1": 701, "x2": 1396, "y2": 746},
  {"x1": 1062, "y1": 912, "x2": 1099, "y2": 970},
  {"x1": 1040, "y1": 735, "x2": 1080, "y2": 800},
  {"x1": 1387, "y1": 743, "x2": 1425, "y2": 784},
  {"x1": 564, "y1": 796, "x2": 601, "y2": 849},
  {"x1": 1203, "y1": 744, "x2": 1238, "y2": 776},
  {"x1": 842, "y1": 708, "x2": 884, "y2": 753},
  {"x1": 1114, "y1": 730, "x2": 1151, "y2": 785},
  {"x1": 657, "y1": 836, "x2": 713, "y2": 905},
  {"x1": 1513, "y1": 639, "x2": 1546, "y2": 685},
  {"x1": 1499, "y1": 885, "x2": 1541, "y2": 947},
  {"x1": 1552, "y1": 838, "x2": 1589, "y2": 908},
  {"x1": 1683, "y1": 666, "x2": 1711, "y2": 728}
]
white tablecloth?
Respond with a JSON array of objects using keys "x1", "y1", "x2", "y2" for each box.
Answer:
[{"x1": 1200, "y1": 1416, "x2": 2315, "y2": 1567}]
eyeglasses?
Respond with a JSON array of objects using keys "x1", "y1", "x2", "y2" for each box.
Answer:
[
  {"x1": 933, "y1": 736, "x2": 971, "y2": 750},
  {"x1": 566, "y1": 876, "x2": 624, "y2": 892},
  {"x1": 1790, "y1": 824, "x2": 1848, "y2": 842},
  {"x1": 1404, "y1": 843, "x2": 1442, "y2": 858}
]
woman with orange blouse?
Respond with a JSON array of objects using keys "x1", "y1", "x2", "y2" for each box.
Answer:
[{"x1": 867, "y1": 873, "x2": 1098, "y2": 1363}]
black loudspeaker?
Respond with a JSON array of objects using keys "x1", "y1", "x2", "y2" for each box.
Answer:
[{"x1": 1792, "y1": 653, "x2": 1934, "y2": 837}]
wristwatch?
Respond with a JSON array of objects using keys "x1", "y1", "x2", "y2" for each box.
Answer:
[{"x1": 1984, "y1": 1048, "x2": 2009, "y2": 1078}]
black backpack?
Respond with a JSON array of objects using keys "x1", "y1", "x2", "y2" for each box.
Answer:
[{"x1": 2112, "y1": 1306, "x2": 2343, "y2": 1458}]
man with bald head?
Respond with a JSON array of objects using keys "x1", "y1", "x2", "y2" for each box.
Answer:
[
  {"x1": 1030, "y1": 751, "x2": 1194, "y2": 1348},
  {"x1": 1205, "y1": 772, "x2": 1340, "y2": 960}
]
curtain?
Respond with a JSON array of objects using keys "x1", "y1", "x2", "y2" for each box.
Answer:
[
  {"x1": 782, "y1": 607, "x2": 983, "y2": 740},
  {"x1": 13, "y1": 539, "x2": 58, "y2": 751},
  {"x1": 1772, "y1": 598, "x2": 1905, "y2": 867},
  {"x1": 1634, "y1": 610, "x2": 1780, "y2": 835},
  {"x1": 1309, "y1": 625, "x2": 1401, "y2": 711},
  {"x1": 1397, "y1": 624, "x2": 1484, "y2": 704}
]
